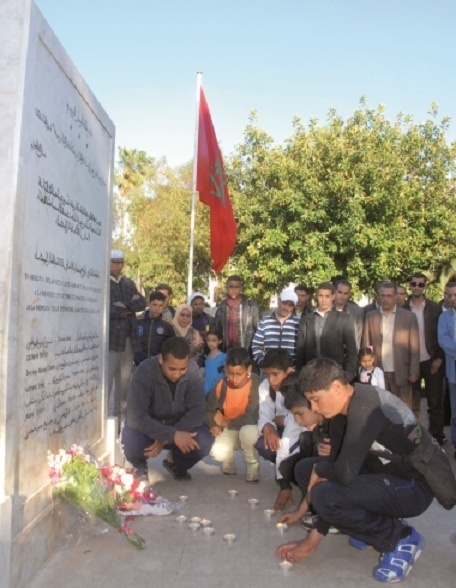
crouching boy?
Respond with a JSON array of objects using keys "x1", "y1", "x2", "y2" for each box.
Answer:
[{"x1": 205, "y1": 347, "x2": 260, "y2": 482}]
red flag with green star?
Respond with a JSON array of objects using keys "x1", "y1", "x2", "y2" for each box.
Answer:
[{"x1": 196, "y1": 87, "x2": 237, "y2": 273}]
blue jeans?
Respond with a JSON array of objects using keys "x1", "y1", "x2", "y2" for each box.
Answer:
[
  {"x1": 121, "y1": 424, "x2": 214, "y2": 476},
  {"x1": 448, "y1": 383, "x2": 456, "y2": 446},
  {"x1": 311, "y1": 473, "x2": 433, "y2": 552}
]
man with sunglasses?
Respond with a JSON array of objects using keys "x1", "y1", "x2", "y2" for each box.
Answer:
[
  {"x1": 403, "y1": 273, "x2": 445, "y2": 444},
  {"x1": 108, "y1": 250, "x2": 146, "y2": 421}
]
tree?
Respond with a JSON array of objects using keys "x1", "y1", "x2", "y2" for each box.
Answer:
[
  {"x1": 227, "y1": 101, "x2": 456, "y2": 304},
  {"x1": 113, "y1": 149, "x2": 211, "y2": 303},
  {"x1": 114, "y1": 148, "x2": 159, "y2": 241}
]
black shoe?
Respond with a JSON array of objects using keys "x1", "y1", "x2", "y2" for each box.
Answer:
[
  {"x1": 162, "y1": 459, "x2": 191, "y2": 481},
  {"x1": 433, "y1": 435, "x2": 446, "y2": 446}
]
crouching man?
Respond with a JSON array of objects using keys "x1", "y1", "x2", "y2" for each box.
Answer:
[
  {"x1": 121, "y1": 337, "x2": 213, "y2": 480},
  {"x1": 276, "y1": 357, "x2": 454, "y2": 583}
]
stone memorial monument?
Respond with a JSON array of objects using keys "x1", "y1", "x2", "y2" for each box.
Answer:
[{"x1": 0, "y1": 2, "x2": 115, "y2": 585}]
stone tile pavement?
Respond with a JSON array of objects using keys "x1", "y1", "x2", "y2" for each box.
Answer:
[{"x1": 28, "y1": 427, "x2": 456, "y2": 588}]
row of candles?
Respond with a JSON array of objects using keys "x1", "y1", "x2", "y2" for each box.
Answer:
[{"x1": 174, "y1": 490, "x2": 294, "y2": 572}]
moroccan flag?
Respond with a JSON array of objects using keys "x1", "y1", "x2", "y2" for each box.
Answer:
[{"x1": 196, "y1": 87, "x2": 237, "y2": 273}]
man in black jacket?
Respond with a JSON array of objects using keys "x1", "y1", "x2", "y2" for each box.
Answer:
[
  {"x1": 296, "y1": 282, "x2": 357, "y2": 381},
  {"x1": 121, "y1": 337, "x2": 213, "y2": 480},
  {"x1": 403, "y1": 272, "x2": 445, "y2": 444},
  {"x1": 108, "y1": 249, "x2": 146, "y2": 419},
  {"x1": 215, "y1": 275, "x2": 261, "y2": 354}
]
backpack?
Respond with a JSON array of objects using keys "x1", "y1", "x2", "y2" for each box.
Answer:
[{"x1": 406, "y1": 427, "x2": 456, "y2": 510}]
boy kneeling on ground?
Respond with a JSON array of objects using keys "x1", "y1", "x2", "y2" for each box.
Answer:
[
  {"x1": 205, "y1": 347, "x2": 260, "y2": 482},
  {"x1": 255, "y1": 349, "x2": 309, "y2": 510}
]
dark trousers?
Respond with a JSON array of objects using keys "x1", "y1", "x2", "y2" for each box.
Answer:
[
  {"x1": 255, "y1": 426, "x2": 285, "y2": 464},
  {"x1": 311, "y1": 474, "x2": 434, "y2": 552},
  {"x1": 294, "y1": 455, "x2": 331, "y2": 497},
  {"x1": 412, "y1": 359, "x2": 444, "y2": 439},
  {"x1": 121, "y1": 424, "x2": 214, "y2": 476}
]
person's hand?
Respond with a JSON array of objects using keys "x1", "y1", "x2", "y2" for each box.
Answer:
[
  {"x1": 316, "y1": 438, "x2": 331, "y2": 457},
  {"x1": 263, "y1": 423, "x2": 281, "y2": 452},
  {"x1": 279, "y1": 508, "x2": 302, "y2": 526},
  {"x1": 113, "y1": 301, "x2": 127, "y2": 309},
  {"x1": 210, "y1": 426, "x2": 223, "y2": 437},
  {"x1": 214, "y1": 411, "x2": 229, "y2": 427},
  {"x1": 408, "y1": 374, "x2": 419, "y2": 384},
  {"x1": 307, "y1": 466, "x2": 328, "y2": 498},
  {"x1": 275, "y1": 529, "x2": 324, "y2": 562},
  {"x1": 431, "y1": 358, "x2": 443, "y2": 374},
  {"x1": 144, "y1": 439, "x2": 167, "y2": 458},
  {"x1": 130, "y1": 294, "x2": 140, "y2": 301},
  {"x1": 173, "y1": 431, "x2": 200, "y2": 454},
  {"x1": 273, "y1": 488, "x2": 295, "y2": 511}
]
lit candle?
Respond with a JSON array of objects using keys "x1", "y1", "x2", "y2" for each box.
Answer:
[
  {"x1": 227, "y1": 489, "x2": 238, "y2": 498},
  {"x1": 264, "y1": 509, "x2": 275, "y2": 519},
  {"x1": 175, "y1": 515, "x2": 187, "y2": 524},
  {"x1": 279, "y1": 560, "x2": 294, "y2": 573},
  {"x1": 202, "y1": 527, "x2": 215, "y2": 536},
  {"x1": 188, "y1": 522, "x2": 200, "y2": 532},
  {"x1": 248, "y1": 498, "x2": 259, "y2": 508},
  {"x1": 276, "y1": 523, "x2": 288, "y2": 534},
  {"x1": 201, "y1": 518, "x2": 211, "y2": 527},
  {"x1": 223, "y1": 533, "x2": 237, "y2": 545}
]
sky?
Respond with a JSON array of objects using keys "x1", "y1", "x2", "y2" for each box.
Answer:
[{"x1": 35, "y1": 0, "x2": 456, "y2": 167}]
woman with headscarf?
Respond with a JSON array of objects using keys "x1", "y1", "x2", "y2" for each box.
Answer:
[{"x1": 172, "y1": 304, "x2": 205, "y2": 367}]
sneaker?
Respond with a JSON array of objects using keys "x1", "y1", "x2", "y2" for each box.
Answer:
[
  {"x1": 300, "y1": 513, "x2": 317, "y2": 531},
  {"x1": 349, "y1": 537, "x2": 373, "y2": 551},
  {"x1": 221, "y1": 460, "x2": 237, "y2": 475},
  {"x1": 373, "y1": 527, "x2": 425, "y2": 583},
  {"x1": 245, "y1": 462, "x2": 259, "y2": 482},
  {"x1": 300, "y1": 514, "x2": 339, "y2": 534},
  {"x1": 162, "y1": 459, "x2": 192, "y2": 481}
]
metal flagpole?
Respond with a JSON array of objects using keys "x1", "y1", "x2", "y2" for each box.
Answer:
[{"x1": 187, "y1": 72, "x2": 203, "y2": 303}]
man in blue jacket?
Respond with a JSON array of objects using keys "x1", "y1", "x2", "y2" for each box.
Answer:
[
  {"x1": 121, "y1": 337, "x2": 213, "y2": 480},
  {"x1": 438, "y1": 280, "x2": 456, "y2": 459}
]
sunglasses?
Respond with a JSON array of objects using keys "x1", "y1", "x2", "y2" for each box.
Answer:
[{"x1": 410, "y1": 281, "x2": 425, "y2": 288}]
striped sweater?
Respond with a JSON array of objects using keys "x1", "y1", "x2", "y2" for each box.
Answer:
[{"x1": 252, "y1": 312, "x2": 300, "y2": 366}]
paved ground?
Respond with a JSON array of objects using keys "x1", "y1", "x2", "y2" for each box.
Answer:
[{"x1": 29, "y1": 423, "x2": 456, "y2": 588}]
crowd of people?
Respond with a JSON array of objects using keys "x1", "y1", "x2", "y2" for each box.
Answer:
[{"x1": 108, "y1": 248, "x2": 456, "y2": 584}]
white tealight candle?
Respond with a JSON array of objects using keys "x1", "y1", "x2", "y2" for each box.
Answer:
[
  {"x1": 190, "y1": 516, "x2": 201, "y2": 523},
  {"x1": 276, "y1": 523, "x2": 288, "y2": 534},
  {"x1": 248, "y1": 498, "x2": 259, "y2": 508},
  {"x1": 227, "y1": 489, "x2": 238, "y2": 498},
  {"x1": 201, "y1": 518, "x2": 211, "y2": 527},
  {"x1": 202, "y1": 527, "x2": 215, "y2": 536},
  {"x1": 279, "y1": 560, "x2": 294, "y2": 573},
  {"x1": 223, "y1": 533, "x2": 237, "y2": 545},
  {"x1": 264, "y1": 509, "x2": 275, "y2": 519},
  {"x1": 175, "y1": 515, "x2": 187, "y2": 524},
  {"x1": 178, "y1": 495, "x2": 188, "y2": 504},
  {"x1": 188, "y1": 522, "x2": 200, "y2": 532}
]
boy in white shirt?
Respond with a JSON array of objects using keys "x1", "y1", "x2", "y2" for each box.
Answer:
[{"x1": 255, "y1": 350, "x2": 307, "y2": 509}]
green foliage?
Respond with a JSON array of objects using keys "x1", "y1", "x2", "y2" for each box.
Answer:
[
  {"x1": 56, "y1": 456, "x2": 118, "y2": 526},
  {"x1": 113, "y1": 149, "x2": 211, "y2": 303},
  {"x1": 227, "y1": 102, "x2": 456, "y2": 304}
]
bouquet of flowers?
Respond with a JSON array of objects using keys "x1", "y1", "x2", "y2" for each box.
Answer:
[{"x1": 47, "y1": 444, "x2": 172, "y2": 549}]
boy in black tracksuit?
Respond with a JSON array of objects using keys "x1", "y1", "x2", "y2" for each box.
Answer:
[{"x1": 132, "y1": 291, "x2": 175, "y2": 365}]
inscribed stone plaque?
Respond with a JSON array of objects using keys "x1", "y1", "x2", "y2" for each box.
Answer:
[{"x1": 0, "y1": 1, "x2": 115, "y2": 585}]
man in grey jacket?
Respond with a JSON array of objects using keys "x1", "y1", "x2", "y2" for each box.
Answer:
[{"x1": 121, "y1": 337, "x2": 213, "y2": 480}]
